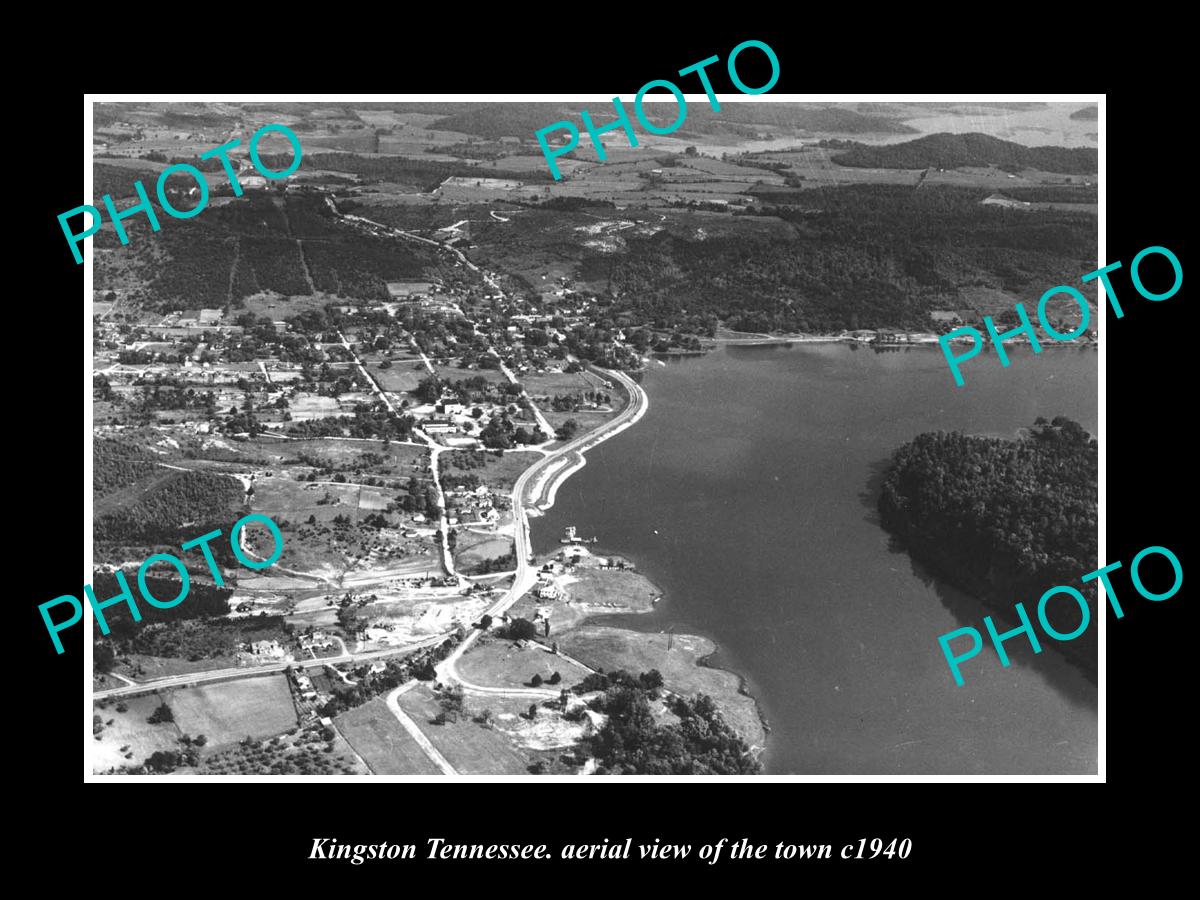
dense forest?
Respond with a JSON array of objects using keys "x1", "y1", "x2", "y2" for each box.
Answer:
[
  {"x1": 94, "y1": 438, "x2": 162, "y2": 498},
  {"x1": 93, "y1": 191, "x2": 445, "y2": 310},
  {"x1": 588, "y1": 184, "x2": 1094, "y2": 333},
  {"x1": 93, "y1": 162, "x2": 166, "y2": 200},
  {"x1": 832, "y1": 133, "x2": 1097, "y2": 175},
  {"x1": 89, "y1": 570, "x2": 235, "y2": 636},
  {"x1": 109, "y1": 612, "x2": 286, "y2": 659},
  {"x1": 94, "y1": 439, "x2": 245, "y2": 544},
  {"x1": 878, "y1": 418, "x2": 1097, "y2": 673}
]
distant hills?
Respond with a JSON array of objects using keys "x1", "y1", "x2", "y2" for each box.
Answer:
[
  {"x1": 430, "y1": 103, "x2": 917, "y2": 140},
  {"x1": 832, "y1": 133, "x2": 1097, "y2": 175},
  {"x1": 1070, "y1": 106, "x2": 1098, "y2": 120}
]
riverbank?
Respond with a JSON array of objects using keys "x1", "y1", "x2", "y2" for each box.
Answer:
[
  {"x1": 493, "y1": 552, "x2": 768, "y2": 754},
  {"x1": 533, "y1": 344, "x2": 1098, "y2": 774},
  {"x1": 707, "y1": 327, "x2": 1097, "y2": 348},
  {"x1": 525, "y1": 366, "x2": 649, "y2": 519}
]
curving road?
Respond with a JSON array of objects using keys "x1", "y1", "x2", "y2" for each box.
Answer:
[{"x1": 436, "y1": 366, "x2": 648, "y2": 693}]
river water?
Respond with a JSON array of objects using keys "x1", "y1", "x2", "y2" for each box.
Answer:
[{"x1": 533, "y1": 343, "x2": 1098, "y2": 774}]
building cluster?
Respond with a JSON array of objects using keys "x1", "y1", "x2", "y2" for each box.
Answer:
[{"x1": 445, "y1": 484, "x2": 500, "y2": 527}]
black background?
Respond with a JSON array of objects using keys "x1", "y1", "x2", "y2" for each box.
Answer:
[{"x1": 19, "y1": 23, "x2": 1188, "y2": 884}]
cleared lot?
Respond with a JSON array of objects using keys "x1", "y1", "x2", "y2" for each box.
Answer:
[{"x1": 168, "y1": 675, "x2": 299, "y2": 747}]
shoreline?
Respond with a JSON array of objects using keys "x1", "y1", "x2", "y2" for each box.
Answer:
[
  {"x1": 706, "y1": 328, "x2": 1098, "y2": 348},
  {"x1": 523, "y1": 366, "x2": 649, "y2": 518},
  {"x1": 565, "y1": 548, "x2": 773, "y2": 756},
  {"x1": 518, "y1": 369, "x2": 770, "y2": 754}
]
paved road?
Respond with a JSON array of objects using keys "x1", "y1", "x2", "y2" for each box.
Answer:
[
  {"x1": 304, "y1": 193, "x2": 651, "y2": 698},
  {"x1": 93, "y1": 633, "x2": 451, "y2": 700},
  {"x1": 436, "y1": 367, "x2": 648, "y2": 694}
]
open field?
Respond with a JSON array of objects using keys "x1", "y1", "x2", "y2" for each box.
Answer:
[
  {"x1": 443, "y1": 449, "x2": 541, "y2": 493},
  {"x1": 457, "y1": 636, "x2": 588, "y2": 691},
  {"x1": 363, "y1": 359, "x2": 426, "y2": 393},
  {"x1": 396, "y1": 684, "x2": 530, "y2": 774},
  {"x1": 541, "y1": 408, "x2": 620, "y2": 440},
  {"x1": 564, "y1": 567, "x2": 660, "y2": 612},
  {"x1": 92, "y1": 692, "x2": 183, "y2": 773},
  {"x1": 335, "y1": 697, "x2": 444, "y2": 775},
  {"x1": 288, "y1": 395, "x2": 343, "y2": 421},
  {"x1": 520, "y1": 370, "x2": 606, "y2": 398},
  {"x1": 253, "y1": 477, "x2": 389, "y2": 522},
  {"x1": 273, "y1": 438, "x2": 428, "y2": 473},
  {"x1": 167, "y1": 674, "x2": 298, "y2": 747},
  {"x1": 430, "y1": 360, "x2": 512, "y2": 387},
  {"x1": 454, "y1": 534, "x2": 513, "y2": 572},
  {"x1": 555, "y1": 626, "x2": 766, "y2": 750}
]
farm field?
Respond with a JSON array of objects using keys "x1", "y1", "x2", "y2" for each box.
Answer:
[
  {"x1": 396, "y1": 684, "x2": 529, "y2": 774},
  {"x1": 335, "y1": 697, "x2": 444, "y2": 775},
  {"x1": 167, "y1": 674, "x2": 298, "y2": 747}
]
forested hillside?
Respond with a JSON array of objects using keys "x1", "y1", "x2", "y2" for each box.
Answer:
[
  {"x1": 430, "y1": 103, "x2": 917, "y2": 139},
  {"x1": 878, "y1": 419, "x2": 1098, "y2": 673},
  {"x1": 832, "y1": 133, "x2": 1097, "y2": 174},
  {"x1": 93, "y1": 191, "x2": 446, "y2": 309},
  {"x1": 94, "y1": 439, "x2": 245, "y2": 544},
  {"x1": 589, "y1": 185, "x2": 1095, "y2": 333}
]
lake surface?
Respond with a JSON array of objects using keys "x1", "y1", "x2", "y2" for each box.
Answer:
[{"x1": 533, "y1": 343, "x2": 1099, "y2": 774}]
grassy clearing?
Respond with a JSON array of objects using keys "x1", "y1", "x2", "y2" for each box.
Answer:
[
  {"x1": 367, "y1": 363, "x2": 425, "y2": 393},
  {"x1": 564, "y1": 568, "x2": 659, "y2": 612},
  {"x1": 335, "y1": 697, "x2": 444, "y2": 775},
  {"x1": 252, "y1": 478, "x2": 376, "y2": 522},
  {"x1": 396, "y1": 684, "x2": 529, "y2": 774},
  {"x1": 275, "y1": 438, "x2": 428, "y2": 472},
  {"x1": 168, "y1": 674, "x2": 298, "y2": 747},
  {"x1": 542, "y1": 408, "x2": 618, "y2": 439},
  {"x1": 443, "y1": 449, "x2": 541, "y2": 493},
  {"x1": 457, "y1": 636, "x2": 586, "y2": 691},
  {"x1": 453, "y1": 533, "x2": 512, "y2": 571},
  {"x1": 519, "y1": 371, "x2": 599, "y2": 397},
  {"x1": 91, "y1": 692, "x2": 182, "y2": 773}
]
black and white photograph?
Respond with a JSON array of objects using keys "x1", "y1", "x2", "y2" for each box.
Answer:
[{"x1": 78, "y1": 95, "x2": 1104, "y2": 779}]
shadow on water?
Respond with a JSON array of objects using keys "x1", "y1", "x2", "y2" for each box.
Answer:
[{"x1": 859, "y1": 456, "x2": 1097, "y2": 711}]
